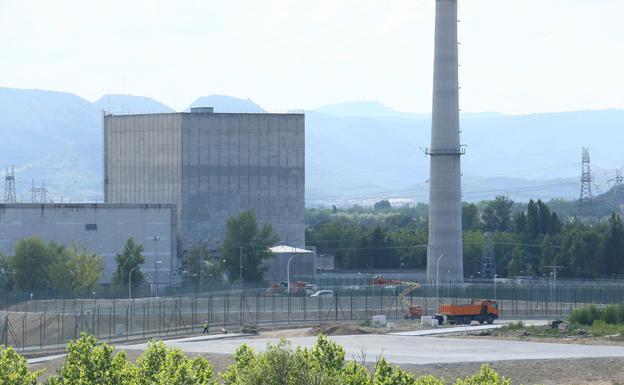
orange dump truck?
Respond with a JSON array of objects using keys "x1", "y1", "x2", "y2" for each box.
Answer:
[{"x1": 438, "y1": 300, "x2": 498, "y2": 325}]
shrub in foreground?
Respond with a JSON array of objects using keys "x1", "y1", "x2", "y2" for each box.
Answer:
[
  {"x1": 1, "y1": 333, "x2": 513, "y2": 385},
  {"x1": 0, "y1": 345, "x2": 42, "y2": 385}
]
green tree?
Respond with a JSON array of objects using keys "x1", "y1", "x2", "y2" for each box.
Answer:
[
  {"x1": 559, "y1": 224, "x2": 604, "y2": 278},
  {"x1": 373, "y1": 199, "x2": 392, "y2": 210},
  {"x1": 462, "y1": 231, "x2": 485, "y2": 277},
  {"x1": 390, "y1": 230, "x2": 427, "y2": 269},
  {"x1": 0, "y1": 345, "x2": 43, "y2": 385},
  {"x1": 112, "y1": 238, "x2": 145, "y2": 291},
  {"x1": 47, "y1": 334, "x2": 134, "y2": 385},
  {"x1": 548, "y1": 212, "x2": 562, "y2": 235},
  {"x1": 220, "y1": 210, "x2": 279, "y2": 283},
  {"x1": 462, "y1": 203, "x2": 481, "y2": 231},
  {"x1": 604, "y1": 213, "x2": 624, "y2": 276},
  {"x1": 11, "y1": 237, "x2": 63, "y2": 291},
  {"x1": 183, "y1": 242, "x2": 211, "y2": 288},
  {"x1": 0, "y1": 253, "x2": 13, "y2": 290},
  {"x1": 50, "y1": 243, "x2": 103, "y2": 294},
  {"x1": 482, "y1": 196, "x2": 514, "y2": 232},
  {"x1": 360, "y1": 226, "x2": 395, "y2": 269},
  {"x1": 506, "y1": 246, "x2": 528, "y2": 277}
]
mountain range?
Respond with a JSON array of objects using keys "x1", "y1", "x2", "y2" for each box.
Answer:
[{"x1": 0, "y1": 87, "x2": 622, "y2": 207}]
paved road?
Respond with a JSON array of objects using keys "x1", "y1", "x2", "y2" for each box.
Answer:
[
  {"x1": 119, "y1": 333, "x2": 624, "y2": 365},
  {"x1": 391, "y1": 320, "x2": 548, "y2": 336}
]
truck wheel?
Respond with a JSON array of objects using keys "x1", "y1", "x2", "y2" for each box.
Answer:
[
  {"x1": 486, "y1": 316, "x2": 494, "y2": 324},
  {"x1": 478, "y1": 318, "x2": 485, "y2": 324},
  {"x1": 463, "y1": 317, "x2": 471, "y2": 325}
]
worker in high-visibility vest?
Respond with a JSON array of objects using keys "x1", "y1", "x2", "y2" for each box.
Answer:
[{"x1": 202, "y1": 320, "x2": 209, "y2": 335}]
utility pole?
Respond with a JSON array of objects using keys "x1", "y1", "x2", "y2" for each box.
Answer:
[
  {"x1": 239, "y1": 246, "x2": 244, "y2": 293},
  {"x1": 578, "y1": 148, "x2": 595, "y2": 224},
  {"x1": 152, "y1": 235, "x2": 161, "y2": 294},
  {"x1": 544, "y1": 265, "x2": 565, "y2": 285},
  {"x1": 4, "y1": 167, "x2": 16, "y2": 203}
]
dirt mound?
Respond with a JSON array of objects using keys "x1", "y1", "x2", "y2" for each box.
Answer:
[{"x1": 309, "y1": 323, "x2": 373, "y2": 336}]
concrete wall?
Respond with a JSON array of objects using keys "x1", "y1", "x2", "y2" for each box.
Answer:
[
  {"x1": 0, "y1": 204, "x2": 177, "y2": 283},
  {"x1": 105, "y1": 111, "x2": 305, "y2": 261},
  {"x1": 180, "y1": 112, "x2": 305, "y2": 250},
  {"x1": 104, "y1": 113, "x2": 182, "y2": 205}
]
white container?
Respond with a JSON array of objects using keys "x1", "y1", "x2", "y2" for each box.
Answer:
[
  {"x1": 430, "y1": 318, "x2": 440, "y2": 327},
  {"x1": 372, "y1": 315, "x2": 387, "y2": 328},
  {"x1": 421, "y1": 316, "x2": 433, "y2": 326}
]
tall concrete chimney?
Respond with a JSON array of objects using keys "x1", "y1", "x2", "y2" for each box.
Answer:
[{"x1": 426, "y1": 0, "x2": 464, "y2": 283}]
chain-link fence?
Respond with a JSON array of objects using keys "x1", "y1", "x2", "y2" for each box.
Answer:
[{"x1": 3, "y1": 281, "x2": 624, "y2": 351}]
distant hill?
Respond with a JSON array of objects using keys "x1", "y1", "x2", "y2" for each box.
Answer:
[
  {"x1": 314, "y1": 101, "x2": 425, "y2": 119},
  {"x1": 314, "y1": 101, "x2": 506, "y2": 120},
  {"x1": 0, "y1": 87, "x2": 622, "y2": 207},
  {"x1": 94, "y1": 94, "x2": 173, "y2": 114},
  {"x1": 0, "y1": 87, "x2": 102, "y2": 202},
  {"x1": 188, "y1": 95, "x2": 264, "y2": 113}
]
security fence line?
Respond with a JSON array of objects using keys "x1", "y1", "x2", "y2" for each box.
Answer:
[{"x1": 3, "y1": 282, "x2": 624, "y2": 351}]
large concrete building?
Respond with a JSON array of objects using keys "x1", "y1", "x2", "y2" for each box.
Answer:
[
  {"x1": 104, "y1": 108, "x2": 306, "y2": 271},
  {"x1": 0, "y1": 203, "x2": 177, "y2": 283},
  {"x1": 426, "y1": 0, "x2": 464, "y2": 282}
]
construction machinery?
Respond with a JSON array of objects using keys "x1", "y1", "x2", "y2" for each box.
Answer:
[
  {"x1": 438, "y1": 299, "x2": 498, "y2": 325},
  {"x1": 372, "y1": 275, "x2": 423, "y2": 320},
  {"x1": 265, "y1": 281, "x2": 316, "y2": 296}
]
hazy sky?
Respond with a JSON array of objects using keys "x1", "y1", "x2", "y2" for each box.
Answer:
[{"x1": 1, "y1": 0, "x2": 622, "y2": 114}]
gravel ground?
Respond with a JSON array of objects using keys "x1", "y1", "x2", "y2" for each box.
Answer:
[
  {"x1": 28, "y1": 324, "x2": 624, "y2": 384},
  {"x1": 402, "y1": 358, "x2": 624, "y2": 385}
]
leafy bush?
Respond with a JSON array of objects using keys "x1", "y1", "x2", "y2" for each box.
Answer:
[
  {"x1": 569, "y1": 305, "x2": 602, "y2": 325},
  {"x1": 0, "y1": 345, "x2": 43, "y2": 385},
  {"x1": 1, "y1": 333, "x2": 514, "y2": 385},
  {"x1": 453, "y1": 365, "x2": 512, "y2": 385},
  {"x1": 599, "y1": 305, "x2": 624, "y2": 325},
  {"x1": 569, "y1": 305, "x2": 624, "y2": 326},
  {"x1": 44, "y1": 333, "x2": 216, "y2": 385}
]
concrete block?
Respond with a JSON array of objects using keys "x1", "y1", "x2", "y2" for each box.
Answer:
[{"x1": 372, "y1": 315, "x2": 387, "y2": 328}]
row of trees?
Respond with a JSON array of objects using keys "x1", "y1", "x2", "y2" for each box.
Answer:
[
  {"x1": 0, "y1": 238, "x2": 103, "y2": 293},
  {"x1": 306, "y1": 197, "x2": 624, "y2": 279},
  {"x1": 0, "y1": 210, "x2": 280, "y2": 294}
]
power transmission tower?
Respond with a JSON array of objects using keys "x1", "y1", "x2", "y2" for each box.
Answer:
[
  {"x1": 609, "y1": 169, "x2": 624, "y2": 211},
  {"x1": 609, "y1": 169, "x2": 623, "y2": 187},
  {"x1": 29, "y1": 180, "x2": 48, "y2": 203},
  {"x1": 578, "y1": 148, "x2": 595, "y2": 223},
  {"x1": 4, "y1": 167, "x2": 16, "y2": 203},
  {"x1": 481, "y1": 232, "x2": 496, "y2": 279}
]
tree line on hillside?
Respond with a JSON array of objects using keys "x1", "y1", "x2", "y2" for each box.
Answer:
[
  {"x1": 0, "y1": 210, "x2": 279, "y2": 295},
  {"x1": 306, "y1": 197, "x2": 624, "y2": 279}
]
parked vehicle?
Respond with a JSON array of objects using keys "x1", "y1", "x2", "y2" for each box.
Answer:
[
  {"x1": 438, "y1": 299, "x2": 498, "y2": 325},
  {"x1": 311, "y1": 290, "x2": 334, "y2": 297}
]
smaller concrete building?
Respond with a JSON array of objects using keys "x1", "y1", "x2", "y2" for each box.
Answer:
[
  {"x1": 265, "y1": 245, "x2": 316, "y2": 283},
  {"x1": 0, "y1": 204, "x2": 177, "y2": 283}
]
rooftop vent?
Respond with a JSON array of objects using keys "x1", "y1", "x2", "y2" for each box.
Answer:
[{"x1": 190, "y1": 107, "x2": 214, "y2": 113}]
